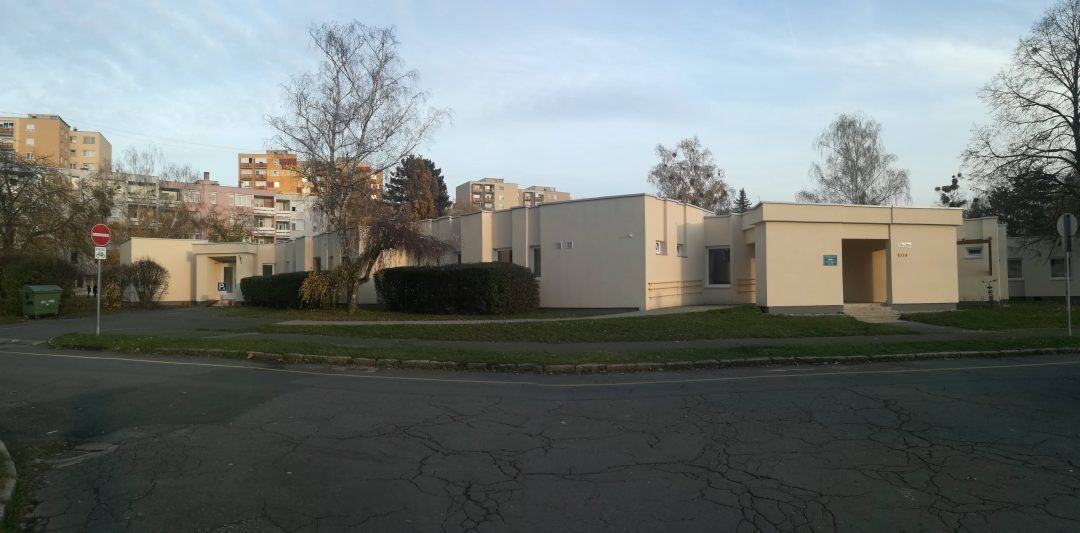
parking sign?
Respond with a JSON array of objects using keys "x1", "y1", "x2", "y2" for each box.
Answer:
[{"x1": 217, "y1": 282, "x2": 227, "y2": 292}]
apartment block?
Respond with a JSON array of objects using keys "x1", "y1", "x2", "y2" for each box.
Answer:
[
  {"x1": 238, "y1": 150, "x2": 307, "y2": 193},
  {"x1": 0, "y1": 113, "x2": 111, "y2": 171},
  {"x1": 454, "y1": 178, "x2": 571, "y2": 212}
]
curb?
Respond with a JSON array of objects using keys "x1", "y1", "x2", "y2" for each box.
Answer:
[
  {"x1": 0, "y1": 438, "x2": 17, "y2": 526},
  {"x1": 49, "y1": 342, "x2": 1080, "y2": 374}
]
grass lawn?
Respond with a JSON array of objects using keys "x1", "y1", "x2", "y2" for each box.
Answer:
[
  {"x1": 258, "y1": 306, "x2": 905, "y2": 342},
  {"x1": 52, "y1": 332, "x2": 1080, "y2": 366},
  {"x1": 223, "y1": 305, "x2": 625, "y2": 322},
  {"x1": 903, "y1": 301, "x2": 1076, "y2": 330}
]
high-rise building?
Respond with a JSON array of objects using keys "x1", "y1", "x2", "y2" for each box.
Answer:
[
  {"x1": 238, "y1": 150, "x2": 307, "y2": 193},
  {"x1": 454, "y1": 178, "x2": 570, "y2": 212},
  {"x1": 0, "y1": 113, "x2": 111, "y2": 172}
]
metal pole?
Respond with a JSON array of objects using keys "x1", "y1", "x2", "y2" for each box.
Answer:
[
  {"x1": 1067, "y1": 216, "x2": 1073, "y2": 337},
  {"x1": 96, "y1": 258, "x2": 102, "y2": 336}
]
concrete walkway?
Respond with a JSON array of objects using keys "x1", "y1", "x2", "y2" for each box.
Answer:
[{"x1": 276, "y1": 304, "x2": 730, "y2": 326}]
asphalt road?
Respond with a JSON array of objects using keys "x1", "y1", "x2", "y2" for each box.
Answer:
[{"x1": 1, "y1": 346, "x2": 1079, "y2": 532}]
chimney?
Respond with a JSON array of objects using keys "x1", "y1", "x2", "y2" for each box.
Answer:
[{"x1": 203, "y1": 171, "x2": 210, "y2": 181}]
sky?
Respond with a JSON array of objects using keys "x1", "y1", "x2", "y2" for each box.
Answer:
[{"x1": 1, "y1": 0, "x2": 1050, "y2": 206}]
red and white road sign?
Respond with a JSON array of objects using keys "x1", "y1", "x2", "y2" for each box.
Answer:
[{"x1": 90, "y1": 224, "x2": 111, "y2": 246}]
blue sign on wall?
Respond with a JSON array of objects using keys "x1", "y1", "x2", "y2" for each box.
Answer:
[
  {"x1": 823, "y1": 255, "x2": 838, "y2": 266},
  {"x1": 217, "y1": 282, "x2": 227, "y2": 292}
]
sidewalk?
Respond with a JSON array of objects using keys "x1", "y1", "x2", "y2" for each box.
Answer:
[{"x1": 276, "y1": 305, "x2": 729, "y2": 326}]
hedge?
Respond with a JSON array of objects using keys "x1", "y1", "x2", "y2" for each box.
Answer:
[
  {"x1": 375, "y1": 262, "x2": 539, "y2": 314},
  {"x1": 0, "y1": 255, "x2": 78, "y2": 316},
  {"x1": 240, "y1": 271, "x2": 310, "y2": 308}
]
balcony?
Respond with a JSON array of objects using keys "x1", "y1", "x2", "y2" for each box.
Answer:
[
  {"x1": 254, "y1": 206, "x2": 275, "y2": 215},
  {"x1": 254, "y1": 226, "x2": 275, "y2": 236},
  {"x1": 274, "y1": 210, "x2": 292, "y2": 220},
  {"x1": 239, "y1": 162, "x2": 253, "y2": 169},
  {"x1": 275, "y1": 228, "x2": 292, "y2": 238},
  {"x1": 255, "y1": 162, "x2": 267, "y2": 169},
  {"x1": 0, "y1": 126, "x2": 12, "y2": 137}
]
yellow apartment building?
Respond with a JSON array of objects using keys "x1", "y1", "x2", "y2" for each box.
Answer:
[
  {"x1": 238, "y1": 151, "x2": 384, "y2": 197},
  {"x1": 454, "y1": 178, "x2": 571, "y2": 212},
  {"x1": 0, "y1": 113, "x2": 111, "y2": 171}
]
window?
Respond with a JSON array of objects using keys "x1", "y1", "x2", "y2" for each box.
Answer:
[
  {"x1": 707, "y1": 247, "x2": 732, "y2": 286},
  {"x1": 1008, "y1": 258, "x2": 1023, "y2": 280},
  {"x1": 223, "y1": 266, "x2": 234, "y2": 293},
  {"x1": 655, "y1": 240, "x2": 666, "y2": 255},
  {"x1": 25, "y1": 138, "x2": 34, "y2": 147},
  {"x1": 83, "y1": 149, "x2": 95, "y2": 157},
  {"x1": 530, "y1": 246, "x2": 541, "y2": 277},
  {"x1": 1051, "y1": 258, "x2": 1069, "y2": 279},
  {"x1": 565, "y1": 241, "x2": 574, "y2": 250},
  {"x1": 964, "y1": 245, "x2": 983, "y2": 259},
  {"x1": 210, "y1": 192, "x2": 217, "y2": 204},
  {"x1": 83, "y1": 136, "x2": 95, "y2": 144},
  {"x1": 25, "y1": 152, "x2": 33, "y2": 160},
  {"x1": 314, "y1": 257, "x2": 322, "y2": 271},
  {"x1": 70, "y1": 136, "x2": 76, "y2": 143},
  {"x1": 262, "y1": 264, "x2": 274, "y2": 276},
  {"x1": 234, "y1": 194, "x2": 252, "y2": 207},
  {"x1": 25, "y1": 123, "x2": 34, "y2": 132},
  {"x1": 183, "y1": 190, "x2": 201, "y2": 203},
  {"x1": 676, "y1": 243, "x2": 686, "y2": 257},
  {"x1": 496, "y1": 249, "x2": 512, "y2": 263}
]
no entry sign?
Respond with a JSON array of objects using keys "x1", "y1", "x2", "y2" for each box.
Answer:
[{"x1": 90, "y1": 224, "x2": 111, "y2": 246}]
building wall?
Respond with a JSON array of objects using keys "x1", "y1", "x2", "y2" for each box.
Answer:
[
  {"x1": 888, "y1": 224, "x2": 960, "y2": 307},
  {"x1": 454, "y1": 178, "x2": 570, "y2": 212},
  {"x1": 1007, "y1": 236, "x2": 1080, "y2": 299},
  {"x1": 119, "y1": 238, "x2": 206, "y2": 303},
  {"x1": 68, "y1": 130, "x2": 111, "y2": 172},
  {"x1": 1, "y1": 114, "x2": 71, "y2": 167},
  {"x1": 643, "y1": 197, "x2": 708, "y2": 309},
  {"x1": 957, "y1": 218, "x2": 1009, "y2": 302}
]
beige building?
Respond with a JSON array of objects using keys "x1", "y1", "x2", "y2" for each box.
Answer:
[
  {"x1": 238, "y1": 150, "x2": 307, "y2": 193},
  {"x1": 956, "y1": 217, "x2": 1010, "y2": 303},
  {"x1": 119, "y1": 194, "x2": 998, "y2": 312},
  {"x1": 0, "y1": 114, "x2": 111, "y2": 171},
  {"x1": 422, "y1": 197, "x2": 968, "y2": 313},
  {"x1": 454, "y1": 178, "x2": 571, "y2": 212},
  {"x1": 1006, "y1": 235, "x2": 1080, "y2": 300}
]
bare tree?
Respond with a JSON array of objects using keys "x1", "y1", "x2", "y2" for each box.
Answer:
[
  {"x1": 797, "y1": 113, "x2": 911, "y2": 205},
  {"x1": 0, "y1": 150, "x2": 82, "y2": 255},
  {"x1": 204, "y1": 207, "x2": 253, "y2": 242},
  {"x1": 647, "y1": 136, "x2": 732, "y2": 213},
  {"x1": 964, "y1": 0, "x2": 1080, "y2": 220},
  {"x1": 268, "y1": 21, "x2": 450, "y2": 312}
]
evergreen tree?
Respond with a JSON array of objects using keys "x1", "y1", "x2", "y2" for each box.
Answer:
[
  {"x1": 732, "y1": 189, "x2": 751, "y2": 213},
  {"x1": 384, "y1": 155, "x2": 452, "y2": 218}
]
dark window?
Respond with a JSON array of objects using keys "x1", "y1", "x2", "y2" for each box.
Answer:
[
  {"x1": 707, "y1": 248, "x2": 731, "y2": 285},
  {"x1": 1051, "y1": 258, "x2": 1068, "y2": 279},
  {"x1": 530, "y1": 246, "x2": 541, "y2": 277},
  {"x1": 314, "y1": 257, "x2": 322, "y2": 272},
  {"x1": 1007, "y1": 258, "x2": 1022, "y2": 280},
  {"x1": 262, "y1": 264, "x2": 274, "y2": 276}
]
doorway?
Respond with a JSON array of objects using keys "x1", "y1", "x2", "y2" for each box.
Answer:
[{"x1": 841, "y1": 239, "x2": 888, "y2": 303}]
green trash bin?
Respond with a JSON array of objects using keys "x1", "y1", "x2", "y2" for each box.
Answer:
[{"x1": 22, "y1": 285, "x2": 62, "y2": 318}]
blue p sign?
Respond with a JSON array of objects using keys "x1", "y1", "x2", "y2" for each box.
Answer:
[{"x1": 217, "y1": 282, "x2": 227, "y2": 292}]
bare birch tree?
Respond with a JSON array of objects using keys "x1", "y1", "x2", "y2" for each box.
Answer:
[
  {"x1": 647, "y1": 136, "x2": 732, "y2": 213},
  {"x1": 268, "y1": 21, "x2": 449, "y2": 312},
  {"x1": 797, "y1": 113, "x2": 911, "y2": 205},
  {"x1": 0, "y1": 150, "x2": 82, "y2": 255},
  {"x1": 963, "y1": 0, "x2": 1080, "y2": 225}
]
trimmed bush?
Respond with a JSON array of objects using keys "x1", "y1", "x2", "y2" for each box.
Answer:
[
  {"x1": 0, "y1": 255, "x2": 78, "y2": 316},
  {"x1": 375, "y1": 262, "x2": 539, "y2": 314},
  {"x1": 240, "y1": 271, "x2": 310, "y2": 308}
]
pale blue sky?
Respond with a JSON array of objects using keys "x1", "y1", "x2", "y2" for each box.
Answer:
[{"x1": 1, "y1": 0, "x2": 1047, "y2": 205}]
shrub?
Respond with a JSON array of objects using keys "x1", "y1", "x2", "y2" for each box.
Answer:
[
  {"x1": 299, "y1": 268, "x2": 349, "y2": 309},
  {"x1": 128, "y1": 258, "x2": 170, "y2": 307},
  {"x1": 102, "y1": 281, "x2": 124, "y2": 310},
  {"x1": 375, "y1": 262, "x2": 539, "y2": 314},
  {"x1": 240, "y1": 271, "x2": 310, "y2": 308},
  {"x1": 0, "y1": 255, "x2": 78, "y2": 316}
]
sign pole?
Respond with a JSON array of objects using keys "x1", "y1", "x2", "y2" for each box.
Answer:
[
  {"x1": 96, "y1": 258, "x2": 102, "y2": 336},
  {"x1": 1068, "y1": 217, "x2": 1073, "y2": 337}
]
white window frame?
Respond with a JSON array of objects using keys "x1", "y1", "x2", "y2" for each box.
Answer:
[
  {"x1": 676, "y1": 243, "x2": 686, "y2": 257},
  {"x1": 655, "y1": 240, "x2": 666, "y2": 255},
  {"x1": 705, "y1": 246, "x2": 732, "y2": 287},
  {"x1": 964, "y1": 245, "x2": 983, "y2": 259}
]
